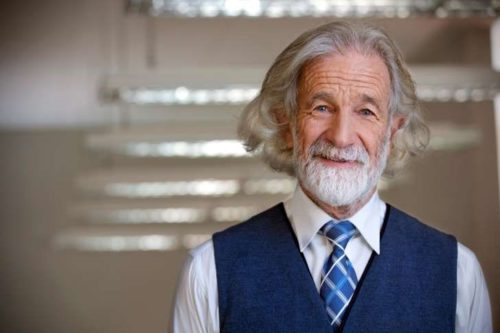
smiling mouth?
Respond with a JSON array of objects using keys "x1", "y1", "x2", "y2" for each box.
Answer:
[{"x1": 315, "y1": 154, "x2": 362, "y2": 167}]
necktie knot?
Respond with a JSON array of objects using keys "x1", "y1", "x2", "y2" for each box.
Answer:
[{"x1": 320, "y1": 220, "x2": 357, "y2": 250}]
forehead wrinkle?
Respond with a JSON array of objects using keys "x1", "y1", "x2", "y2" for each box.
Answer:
[
  {"x1": 300, "y1": 76, "x2": 386, "y2": 104},
  {"x1": 303, "y1": 67, "x2": 386, "y2": 82},
  {"x1": 299, "y1": 54, "x2": 390, "y2": 90},
  {"x1": 302, "y1": 58, "x2": 388, "y2": 77},
  {"x1": 301, "y1": 71, "x2": 386, "y2": 90}
]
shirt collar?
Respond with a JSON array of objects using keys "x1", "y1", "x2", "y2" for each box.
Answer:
[{"x1": 284, "y1": 185, "x2": 385, "y2": 254}]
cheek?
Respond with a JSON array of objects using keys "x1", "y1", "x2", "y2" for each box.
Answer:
[
  {"x1": 373, "y1": 130, "x2": 391, "y2": 160},
  {"x1": 299, "y1": 117, "x2": 325, "y2": 141},
  {"x1": 295, "y1": 121, "x2": 318, "y2": 155},
  {"x1": 360, "y1": 126, "x2": 389, "y2": 158}
]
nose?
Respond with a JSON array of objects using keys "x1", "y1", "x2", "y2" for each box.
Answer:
[{"x1": 323, "y1": 110, "x2": 355, "y2": 148}]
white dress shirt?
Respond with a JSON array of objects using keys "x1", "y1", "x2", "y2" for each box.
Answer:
[{"x1": 171, "y1": 186, "x2": 492, "y2": 333}]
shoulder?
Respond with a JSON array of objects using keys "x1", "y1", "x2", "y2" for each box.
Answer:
[
  {"x1": 457, "y1": 243, "x2": 479, "y2": 268},
  {"x1": 384, "y1": 205, "x2": 457, "y2": 266},
  {"x1": 457, "y1": 242, "x2": 487, "y2": 290},
  {"x1": 179, "y1": 239, "x2": 216, "y2": 294},
  {"x1": 172, "y1": 240, "x2": 219, "y2": 332},
  {"x1": 388, "y1": 205, "x2": 457, "y2": 243},
  {"x1": 188, "y1": 239, "x2": 215, "y2": 265},
  {"x1": 212, "y1": 202, "x2": 295, "y2": 267},
  {"x1": 456, "y1": 242, "x2": 492, "y2": 331},
  {"x1": 213, "y1": 203, "x2": 287, "y2": 241}
]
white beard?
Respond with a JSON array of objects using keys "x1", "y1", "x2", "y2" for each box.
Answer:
[{"x1": 296, "y1": 135, "x2": 389, "y2": 207}]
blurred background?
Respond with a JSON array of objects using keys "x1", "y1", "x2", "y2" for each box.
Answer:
[{"x1": 0, "y1": 0, "x2": 499, "y2": 332}]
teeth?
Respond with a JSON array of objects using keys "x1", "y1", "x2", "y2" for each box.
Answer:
[
  {"x1": 316, "y1": 152, "x2": 355, "y2": 163},
  {"x1": 320, "y1": 155, "x2": 348, "y2": 162}
]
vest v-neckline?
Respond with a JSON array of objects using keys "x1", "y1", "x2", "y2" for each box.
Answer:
[{"x1": 280, "y1": 202, "x2": 392, "y2": 331}]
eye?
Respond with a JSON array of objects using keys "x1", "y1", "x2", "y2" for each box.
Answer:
[
  {"x1": 313, "y1": 105, "x2": 330, "y2": 113},
  {"x1": 359, "y1": 108, "x2": 375, "y2": 117}
]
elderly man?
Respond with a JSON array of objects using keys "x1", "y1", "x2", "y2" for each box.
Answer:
[{"x1": 172, "y1": 22, "x2": 492, "y2": 332}]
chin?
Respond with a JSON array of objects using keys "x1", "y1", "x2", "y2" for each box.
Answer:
[
  {"x1": 295, "y1": 135, "x2": 390, "y2": 208},
  {"x1": 299, "y1": 158, "x2": 377, "y2": 207}
]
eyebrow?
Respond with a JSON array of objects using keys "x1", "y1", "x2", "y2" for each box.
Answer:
[
  {"x1": 304, "y1": 92, "x2": 335, "y2": 108},
  {"x1": 360, "y1": 93, "x2": 383, "y2": 111},
  {"x1": 305, "y1": 91, "x2": 383, "y2": 111}
]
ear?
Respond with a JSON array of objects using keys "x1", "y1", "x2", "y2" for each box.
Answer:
[{"x1": 390, "y1": 115, "x2": 405, "y2": 141}]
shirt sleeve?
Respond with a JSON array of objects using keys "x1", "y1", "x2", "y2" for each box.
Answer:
[
  {"x1": 171, "y1": 240, "x2": 219, "y2": 333},
  {"x1": 455, "y1": 243, "x2": 492, "y2": 333}
]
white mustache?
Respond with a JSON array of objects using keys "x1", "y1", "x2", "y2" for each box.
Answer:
[{"x1": 309, "y1": 140, "x2": 369, "y2": 164}]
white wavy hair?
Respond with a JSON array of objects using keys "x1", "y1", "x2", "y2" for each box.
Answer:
[{"x1": 238, "y1": 21, "x2": 429, "y2": 176}]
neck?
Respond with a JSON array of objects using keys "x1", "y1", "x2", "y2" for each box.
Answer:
[{"x1": 300, "y1": 184, "x2": 376, "y2": 220}]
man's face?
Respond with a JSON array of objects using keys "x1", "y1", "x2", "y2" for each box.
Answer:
[{"x1": 290, "y1": 50, "x2": 399, "y2": 207}]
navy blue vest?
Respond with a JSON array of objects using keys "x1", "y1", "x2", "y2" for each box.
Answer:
[{"x1": 213, "y1": 203, "x2": 457, "y2": 332}]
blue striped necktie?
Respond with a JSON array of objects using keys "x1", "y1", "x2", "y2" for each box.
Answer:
[{"x1": 319, "y1": 220, "x2": 359, "y2": 330}]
